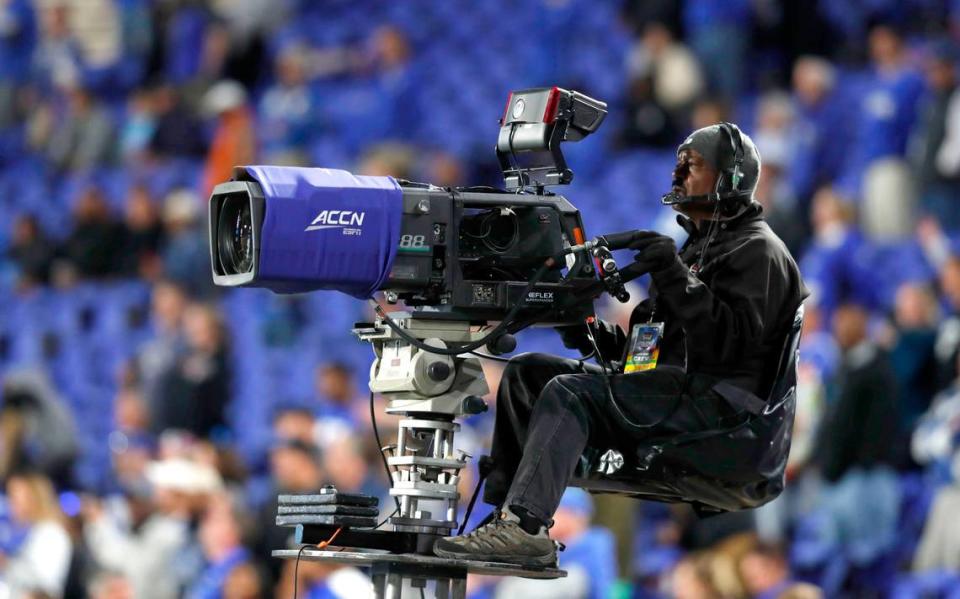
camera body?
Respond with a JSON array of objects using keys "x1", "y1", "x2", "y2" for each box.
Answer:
[{"x1": 208, "y1": 87, "x2": 607, "y2": 325}]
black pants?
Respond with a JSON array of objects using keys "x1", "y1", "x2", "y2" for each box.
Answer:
[{"x1": 483, "y1": 353, "x2": 736, "y2": 525}]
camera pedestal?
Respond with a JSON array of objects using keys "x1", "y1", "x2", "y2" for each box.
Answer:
[
  {"x1": 354, "y1": 312, "x2": 493, "y2": 535},
  {"x1": 272, "y1": 314, "x2": 566, "y2": 596}
]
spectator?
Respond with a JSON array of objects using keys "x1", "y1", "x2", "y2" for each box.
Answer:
[
  {"x1": 185, "y1": 492, "x2": 259, "y2": 599},
  {"x1": 682, "y1": 0, "x2": 750, "y2": 100},
  {"x1": 254, "y1": 438, "x2": 324, "y2": 587},
  {"x1": 752, "y1": 100, "x2": 807, "y2": 258},
  {"x1": 1, "y1": 471, "x2": 72, "y2": 599},
  {"x1": 0, "y1": 0, "x2": 35, "y2": 129},
  {"x1": 258, "y1": 41, "x2": 317, "y2": 166},
  {"x1": 753, "y1": 92, "x2": 797, "y2": 179},
  {"x1": 790, "y1": 56, "x2": 848, "y2": 206},
  {"x1": 45, "y1": 84, "x2": 116, "y2": 172},
  {"x1": 119, "y1": 87, "x2": 157, "y2": 163},
  {"x1": 159, "y1": 189, "x2": 211, "y2": 296},
  {"x1": 82, "y1": 458, "x2": 219, "y2": 599},
  {"x1": 271, "y1": 405, "x2": 317, "y2": 447},
  {"x1": 839, "y1": 22, "x2": 924, "y2": 199},
  {"x1": 737, "y1": 541, "x2": 793, "y2": 599},
  {"x1": 935, "y1": 255, "x2": 960, "y2": 388},
  {"x1": 617, "y1": 73, "x2": 676, "y2": 148},
  {"x1": 118, "y1": 184, "x2": 163, "y2": 279},
  {"x1": 7, "y1": 214, "x2": 56, "y2": 289},
  {"x1": 624, "y1": 21, "x2": 703, "y2": 133},
  {"x1": 818, "y1": 303, "x2": 901, "y2": 481},
  {"x1": 913, "y1": 40, "x2": 960, "y2": 231},
  {"x1": 0, "y1": 369, "x2": 78, "y2": 487},
  {"x1": 62, "y1": 186, "x2": 124, "y2": 279},
  {"x1": 809, "y1": 303, "x2": 902, "y2": 568},
  {"x1": 114, "y1": 383, "x2": 148, "y2": 431},
  {"x1": 670, "y1": 551, "x2": 722, "y2": 599},
  {"x1": 911, "y1": 353, "x2": 960, "y2": 571},
  {"x1": 148, "y1": 84, "x2": 207, "y2": 161},
  {"x1": 366, "y1": 25, "x2": 417, "y2": 139},
  {"x1": 799, "y1": 187, "x2": 877, "y2": 318},
  {"x1": 156, "y1": 302, "x2": 232, "y2": 438},
  {"x1": 322, "y1": 436, "x2": 380, "y2": 498},
  {"x1": 135, "y1": 279, "x2": 189, "y2": 427},
  {"x1": 888, "y1": 283, "x2": 940, "y2": 429},
  {"x1": 314, "y1": 361, "x2": 363, "y2": 445},
  {"x1": 201, "y1": 80, "x2": 255, "y2": 197},
  {"x1": 59, "y1": 0, "x2": 124, "y2": 87},
  {"x1": 31, "y1": 1, "x2": 81, "y2": 92}
]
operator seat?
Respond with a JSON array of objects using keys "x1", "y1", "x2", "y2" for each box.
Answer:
[{"x1": 570, "y1": 305, "x2": 805, "y2": 514}]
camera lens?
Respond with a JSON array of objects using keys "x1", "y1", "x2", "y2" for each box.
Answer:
[{"x1": 217, "y1": 195, "x2": 254, "y2": 275}]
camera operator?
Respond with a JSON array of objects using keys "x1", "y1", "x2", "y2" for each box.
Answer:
[{"x1": 435, "y1": 123, "x2": 808, "y2": 567}]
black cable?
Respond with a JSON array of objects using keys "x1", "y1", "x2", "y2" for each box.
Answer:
[
  {"x1": 575, "y1": 347, "x2": 597, "y2": 371},
  {"x1": 585, "y1": 320, "x2": 674, "y2": 430},
  {"x1": 375, "y1": 506, "x2": 400, "y2": 529},
  {"x1": 468, "y1": 350, "x2": 512, "y2": 363},
  {"x1": 370, "y1": 391, "x2": 402, "y2": 512},
  {"x1": 369, "y1": 256, "x2": 559, "y2": 357},
  {"x1": 468, "y1": 345, "x2": 595, "y2": 366},
  {"x1": 694, "y1": 200, "x2": 723, "y2": 274},
  {"x1": 458, "y1": 470, "x2": 488, "y2": 535},
  {"x1": 293, "y1": 544, "x2": 307, "y2": 599}
]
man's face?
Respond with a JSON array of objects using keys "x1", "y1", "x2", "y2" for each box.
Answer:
[{"x1": 672, "y1": 149, "x2": 719, "y2": 201}]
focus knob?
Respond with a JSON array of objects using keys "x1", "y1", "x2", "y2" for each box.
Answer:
[
  {"x1": 427, "y1": 361, "x2": 451, "y2": 382},
  {"x1": 462, "y1": 395, "x2": 488, "y2": 415}
]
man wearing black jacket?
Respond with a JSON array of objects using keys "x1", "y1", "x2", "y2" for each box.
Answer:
[{"x1": 435, "y1": 123, "x2": 809, "y2": 567}]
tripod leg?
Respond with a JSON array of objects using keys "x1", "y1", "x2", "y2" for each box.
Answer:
[
  {"x1": 372, "y1": 571, "x2": 386, "y2": 598},
  {"x1": 435, "y1": 578, "x2": 450, "y2": 599},
  {"x1": 450, "y1": 577, "x2": 467, "y2": 599},
  {"x1": 384, "y1": 572, "x2": 403, "y2": 599}
]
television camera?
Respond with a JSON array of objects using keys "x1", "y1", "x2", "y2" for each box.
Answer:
[{"x1": 208, "y1": 87, "x2": 650, "y2": 596}]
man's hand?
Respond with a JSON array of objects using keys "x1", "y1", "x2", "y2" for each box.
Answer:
[
  {"x1": 555, "y1": 324, "x2": 590, "y2": 351},
  {"x1": 630, "y1": 231, "x2": 679, "y2": 275}
]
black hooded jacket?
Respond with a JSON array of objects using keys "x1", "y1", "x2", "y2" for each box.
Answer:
[{"x1": 587, "y1": 202, "x2": 809, "y2": 402}]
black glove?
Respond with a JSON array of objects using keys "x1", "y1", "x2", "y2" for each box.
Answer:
[
  {"x1": 630, "y1": 231, "x2": 679, "y2": 275},
  {"x1": 555, "y1": 324, "x2": 591, "y2": 351}
]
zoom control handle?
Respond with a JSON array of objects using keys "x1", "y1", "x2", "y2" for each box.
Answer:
[{"x1": 593, "y1": 246, "x2": 630, "y2": 303}]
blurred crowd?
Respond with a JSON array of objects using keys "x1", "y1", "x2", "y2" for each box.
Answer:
[{"x1": 3, "y1": 0, "x2": 960, "y2": 597}]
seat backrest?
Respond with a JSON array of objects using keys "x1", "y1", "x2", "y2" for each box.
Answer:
[{"x1": 765, "y1": 304, "x2": 804, "y2": 410}]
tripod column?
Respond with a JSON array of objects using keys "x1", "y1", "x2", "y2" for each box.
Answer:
[{"x1": 387, "y1": 417, "x2": 467, "y2": 535}]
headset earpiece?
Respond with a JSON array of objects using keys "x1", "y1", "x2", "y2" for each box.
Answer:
[{"x1": 718, "y1": 122, "x2": 745, "y2": 197}]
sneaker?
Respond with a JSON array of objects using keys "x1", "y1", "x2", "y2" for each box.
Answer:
[{"x1": 433, "y1": 507, "x2": 557, "y2": 567}]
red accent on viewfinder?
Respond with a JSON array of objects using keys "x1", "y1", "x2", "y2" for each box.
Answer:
[
  {"x1": 542, "y1": 86, "x2": 561, "y2": 123},
  {"x1": 501, "y1": 93, "x2": 513, "y2": 124}
]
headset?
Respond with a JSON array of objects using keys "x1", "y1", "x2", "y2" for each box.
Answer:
[{"x1": 661, "y1": 122, "x2": 748, "y2": 207}]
